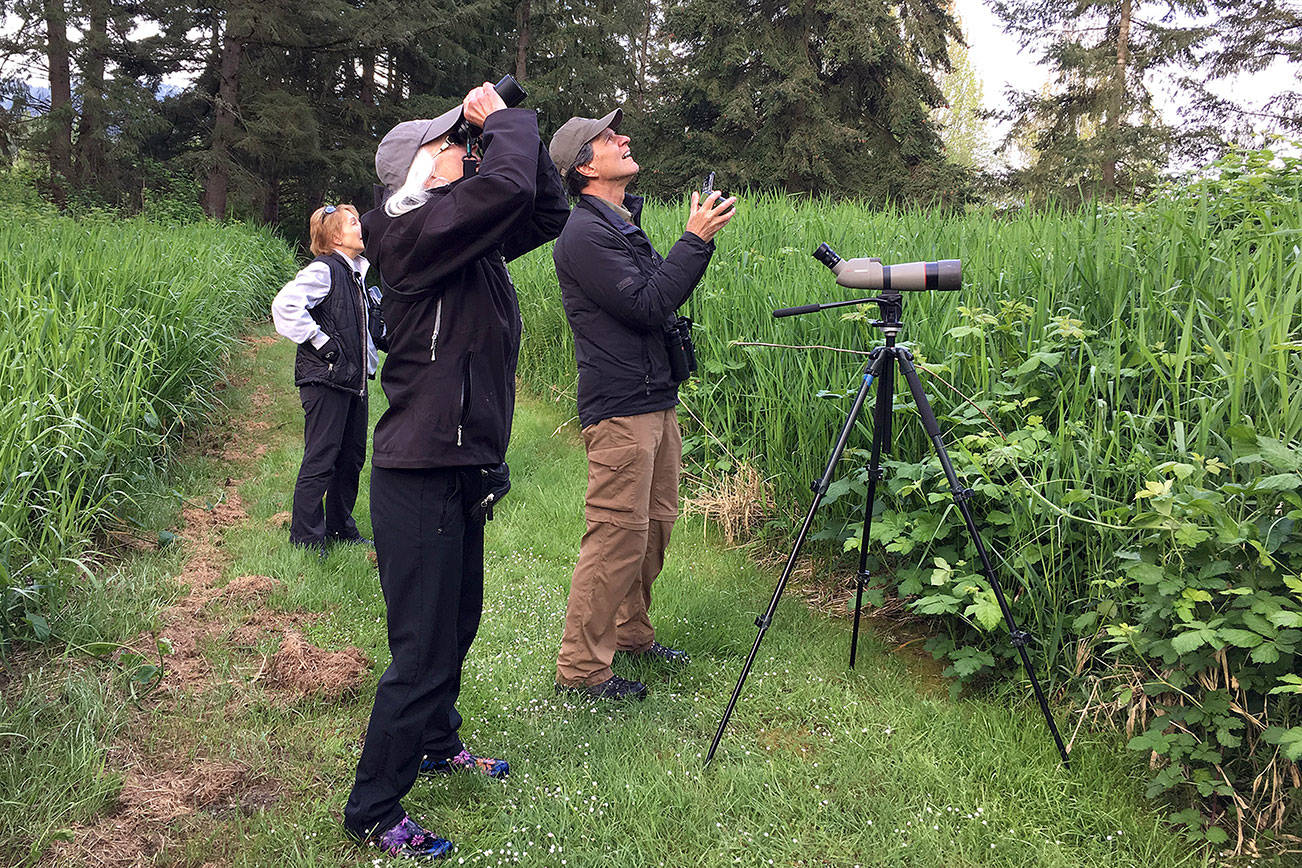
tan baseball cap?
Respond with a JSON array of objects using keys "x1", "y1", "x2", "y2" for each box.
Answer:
[
  {"x1": 375, "y1": 105, "x2": 464, "y2": 190},
  {"x1": 548, "y1": 109, "x2": 622, "y2": 178}
]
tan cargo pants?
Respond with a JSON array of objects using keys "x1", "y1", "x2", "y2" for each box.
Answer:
[{"x1": 556, "y1": 408, "x2": 681, "y2": 687}]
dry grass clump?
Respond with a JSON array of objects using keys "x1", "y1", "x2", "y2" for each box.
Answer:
[
  {"x1": 264, "y1": 629, "x2": 369, "y2": 698},
  {"x1": 683, "y1": 462, "x2": 775, "y2": 546}
]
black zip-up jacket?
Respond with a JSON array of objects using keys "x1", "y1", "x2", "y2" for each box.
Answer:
[
  {"x1": 362, "y1": 108, "x2": 569, "y2": 469},
  {"x1": 552, "y1": 194, "x2": 715, "y2": 428},
  {"x1": 293, "y1": 253, "x2": 369, "y2": 395}
]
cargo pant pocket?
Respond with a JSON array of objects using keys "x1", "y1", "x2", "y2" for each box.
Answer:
[{"x1": 584, "y1": 444, "x2": 644, "y2": 516}]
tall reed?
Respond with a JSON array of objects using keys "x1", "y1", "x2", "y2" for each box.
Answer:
[{"x1": 0, "y1": 211, "x2": 294, "y2": 639}]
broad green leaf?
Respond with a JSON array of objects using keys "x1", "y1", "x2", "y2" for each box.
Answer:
[
  {"x1": 1218, "y1": 628, "x2": 1264, "y2": 648},
  {"x1": 1257, "y1": 473, "x2": 1302, "y2": 491},
  {"x1": 1250, "y1": 643, "x2": 1281, "y2": 664},
  {"x1": 1171, "y1": 628, "x2": 1212, "y2": 654}
]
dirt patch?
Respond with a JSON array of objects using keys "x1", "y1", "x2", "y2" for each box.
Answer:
[
  {"x1": 243, "y1": 335, "x2": 279, "y2": 348},
  {"x1": 229, "y1": 610, "x2": 321, "y2": 648},
  {"x1": 266, "y1": 511, "x2": 291, "y2": 530},
  {"x1": 118, "y1": 759, "x2": 253, "y2": 825},
  {"x1": 46, "y1": 336, "x2": 305, "y2": 865},
  {"x1": 756, "y1": 725, "x2": 816, "y2": 755},
  {"x1": 214, "y1": 574, "x2": 281, "y2": 602},
  {"x1": 46, "y1": 754, "x2": 278, "y2": 867},
  {"x1": 264, "y1": 629, "x2": 369, "y2": 698}
]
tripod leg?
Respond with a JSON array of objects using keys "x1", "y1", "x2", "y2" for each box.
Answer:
[
  {"x1": 849, "y1": 350, "x2": 893, "y2": 668},
  {"x1": 895, "y1": 351, "x2": 1071, "y2": 768},
  {"x1": 706, "y1": 351, "x2": 886, "y2": 765}
]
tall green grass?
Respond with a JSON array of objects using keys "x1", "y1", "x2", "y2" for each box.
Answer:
[{"x1": 0, "y1": 210, "x2": 294, "y2": 642}]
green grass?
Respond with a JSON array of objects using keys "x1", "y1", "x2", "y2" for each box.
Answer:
[
  {"x1": 1, "y1": 327, "x2": 1223, "y2": 867},
  {"x1": 0, "y1": 209, "x2": 295, "y2": 643}
]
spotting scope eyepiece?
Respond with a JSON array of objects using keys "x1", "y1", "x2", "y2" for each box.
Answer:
[
  {"x1": 812, "y1": 243, "x2": 842, "y2": 270},
  {"x1": 812, "y1": 244, "x2": 961, "y2": 292}
]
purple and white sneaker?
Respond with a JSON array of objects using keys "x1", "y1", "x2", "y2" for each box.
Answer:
[
  {"x1": 372, "y1": 815, "x2": 452, "y2": 859},
  {"x1": 420, "y1": 748, "x2": 510, "y2": 779}
]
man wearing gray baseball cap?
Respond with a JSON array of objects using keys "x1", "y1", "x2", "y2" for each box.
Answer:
[
  {"x1": 548, "y1": 109, "x2": 735, "y2": 702},
  {"x1": 343, "y1": 82, "x2": 568, "y2": 860}
]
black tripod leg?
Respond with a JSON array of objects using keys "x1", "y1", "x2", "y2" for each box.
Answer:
[
  {"x1": 706, "y1": 351, "x2": 886, "y2": 765},
  {"x1": 849, "y1": 350, "x2": 893, "y2": 668},
  {"x1": 895, "y1": 351, "x2": 1071, "y2": 768}
]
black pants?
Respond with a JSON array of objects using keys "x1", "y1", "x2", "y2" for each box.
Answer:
[
  {"x1": 344, "y1": 465, "x2": 486, "y2": 837},
  {"x1": 289, "y1": 384, "x2": 367, "y2": 545}
]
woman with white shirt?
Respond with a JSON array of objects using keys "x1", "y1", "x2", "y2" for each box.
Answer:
[{"x1": 270, "y1": 204, "x2": 382, "y2": 556}]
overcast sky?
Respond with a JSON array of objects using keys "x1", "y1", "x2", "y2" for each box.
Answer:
[{"x1": 953, "y1": 0, "x2": 1298, "y2": 125}]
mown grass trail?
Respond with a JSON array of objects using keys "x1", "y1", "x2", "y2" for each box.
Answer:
[{"x1": 11, "y1": 326, "x2": 1217, "y2": 867}]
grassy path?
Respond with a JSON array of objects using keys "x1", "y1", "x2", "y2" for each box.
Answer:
[{"x1": 10, "y1": 327, "x2": 1211, "y2": 867}]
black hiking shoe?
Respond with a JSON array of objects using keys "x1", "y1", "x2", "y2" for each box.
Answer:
[
  {"x1": 555, "y1": 674, "x2": 648, "y2": 701},
  {"x1": 619, "y1": 641, "x2": 690, "y2": 666}
]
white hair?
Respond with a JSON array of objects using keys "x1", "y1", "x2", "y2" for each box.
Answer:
[{"x1": 384, "y1": 141, "x2": 440, "y2": 217}]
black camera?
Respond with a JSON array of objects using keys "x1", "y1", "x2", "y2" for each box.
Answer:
[
  {"x1": 457, "y1": 74, "x2": 528, "y2": 176},
  {"x1": 664, "y1": 315, "x2": 697, "y2": 383}
]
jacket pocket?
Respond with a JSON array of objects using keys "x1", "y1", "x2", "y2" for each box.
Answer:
[
  {"x1": 457, "y1": 351, "x2": 474, "y2": 447},
  {"x1": 584, "y1": 444, "x2": 644, "y2": 513}
]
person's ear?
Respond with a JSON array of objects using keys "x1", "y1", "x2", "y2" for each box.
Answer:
[{"x1": 575, "y1": 162, "x2": 597, "y2": 179}]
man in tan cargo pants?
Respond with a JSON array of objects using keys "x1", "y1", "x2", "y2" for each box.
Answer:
[{"x1": 547, "y1": 109, "x2": 736, "y2": 700}]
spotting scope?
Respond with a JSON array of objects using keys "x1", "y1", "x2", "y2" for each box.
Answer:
[{"x1": 813, "y1": 243, "x2": 961, "y2": 292}]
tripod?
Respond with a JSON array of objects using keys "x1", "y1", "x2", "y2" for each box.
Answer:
[{"x1": 705, "y1": 289, "x2": 1071, "y2": 768}]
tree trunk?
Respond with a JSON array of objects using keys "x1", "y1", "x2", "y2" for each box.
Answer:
[
  {"x1": 76, "y1": 0, "x2": 109, "y2": 193},
  {"x1": 361, "y1": 51, "x2": 376, "y2": 108},
  {"x1": 43, "y1": 0, "x2": 72, "y2": 205},
  {"x1": 261, "y1": 170, "x2": 279, "y2": 225},
  {"x1": 205, "y1": 9, "x2": 245, "y2": 220},
  {"x1": 1101, "y1": 0, "x2": 1132, "y2": 196},
  {"x1": 634, "y1": 0, "x2": 653, "y2": 109},
  {"x1": 515, "y1": 0, "x2": 532, "y2": 81}
]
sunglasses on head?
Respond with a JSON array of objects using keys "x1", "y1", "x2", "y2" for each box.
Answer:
[{"x1": 317, "y1": 204, "x2": 338, "y2": 224}]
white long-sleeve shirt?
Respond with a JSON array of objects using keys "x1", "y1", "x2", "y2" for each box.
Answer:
[{"x1": 271, "y1": 250, "x2": 380, "y2": 376}]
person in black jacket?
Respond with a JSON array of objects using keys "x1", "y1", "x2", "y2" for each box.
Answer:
[
  {"x1": 342, "y1": 83, "x2": 569, "y2": 860},
  {"x1": 271, "y1": 204, "x2": 384, "y2": 557},
  {"x1": 548, "y1": 109, "x2": 735, "y2": 700}
]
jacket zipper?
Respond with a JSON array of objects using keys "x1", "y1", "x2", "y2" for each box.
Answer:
[
  {"x1": 430, "y1": 297, "x2": 443, "y2": 361},
  {"x1": 354, "y1": 270, "x2": 367, "y2": 396},
  {"x1": 457, "y1": 351, "x2": 473, "y2": 447}
]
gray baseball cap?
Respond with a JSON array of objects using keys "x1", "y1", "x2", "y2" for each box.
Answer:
[
  {"x1": 548, "y1": 109, "x2": 622, "y2": 178},
  {"x1": 375, "y1": 104, "x2": 463, "y2": 190}
]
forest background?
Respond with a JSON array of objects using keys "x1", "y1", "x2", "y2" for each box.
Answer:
[{"x1": 0, "y1": 0, "x2": 1299, "y2": 237}]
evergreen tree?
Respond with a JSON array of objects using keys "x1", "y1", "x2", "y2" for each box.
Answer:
[
  {"x1": 1186, "y1": 0, "x2": 1302, "y2": 140},
  {"x1": 990, "y1": 0, "x2": 1205, "y2": 202},
  {"x1": 644, "y1": 0, "x2": 968, "y2": 203}
]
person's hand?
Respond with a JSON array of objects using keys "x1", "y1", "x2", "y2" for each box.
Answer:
[
  {"x1": 684, "y1": 190, "x2": 736, "y2": 243},
  {"x1": 463, "y1": 82, "x2": 508, "y2": 129},
  {"x1": 317, "y1": 336, "x2": 340, "y2": 364}
]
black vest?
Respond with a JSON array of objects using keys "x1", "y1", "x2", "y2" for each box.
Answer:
[{"x1": 293, "y1": 253, "x2": 368, "y2": 394}]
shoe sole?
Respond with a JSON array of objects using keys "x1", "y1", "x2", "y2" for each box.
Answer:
[{"x1": 554, "y1": 685, "x2": 648, "y2": 701}]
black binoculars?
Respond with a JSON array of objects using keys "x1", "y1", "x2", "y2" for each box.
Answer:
[{"x1": 664, "y1": 315, "x2": 697, "y2": 383}]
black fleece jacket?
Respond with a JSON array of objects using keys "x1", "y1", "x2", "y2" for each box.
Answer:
[
  {"x1": 362, "y1": 108, "x2": 569, "y2": 468},
  {"x1": 552, "y1": 194, "x2": 714, "y2": 428}
]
